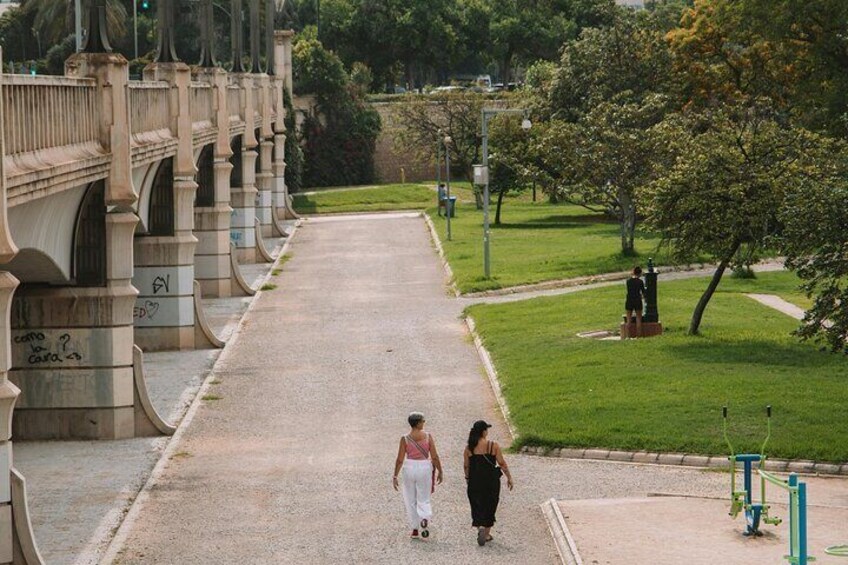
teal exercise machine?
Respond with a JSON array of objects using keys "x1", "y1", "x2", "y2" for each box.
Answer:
[{"x1": 723, "y1": 405, "x2": 814, "y2": 564}]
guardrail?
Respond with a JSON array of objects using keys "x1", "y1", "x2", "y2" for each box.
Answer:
[
  {"x1": 190, "y1": 83, "x2": 214, "y2": 126},
  {"x1": 2, "y1": 75, "x2": 100, "y2": 156},
  {"x1": 128, "y1": 81, "x2": 172, "y2": 137}
]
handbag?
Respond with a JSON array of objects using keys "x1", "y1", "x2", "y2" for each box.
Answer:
[{"x1": 484, "y1": 441, "x2": 504, "y2": 478}]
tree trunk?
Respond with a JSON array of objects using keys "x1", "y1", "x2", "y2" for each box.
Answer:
[
  {"x1": 532, "y1": 182, "x2": 536, "y2": 202},
  {"x1": 502, "y1": 52, "x2": 513, "y2": 86},
  {"x1": 494, "y1": 190, "x2": 506, "y2": 224},
  {"x1": 689, "y1": 243, "x2": 740, "y2": 335},
  {"x1": 474, "y1": 185, "x2": 483, "y2": 209},
  {"x1": 618, "y1": 189, "x2": 636, "y2": 255}
]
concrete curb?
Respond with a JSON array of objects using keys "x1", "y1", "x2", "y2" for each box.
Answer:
[
  {"x1": 422, "y1": 212, "x2": 460, "y2": 298},
  {"x1": 518, "y1": 445, "x2": 848, "y2": 476},
  {"x1": 464, "y1": 316, "x2": 517, "y2": 443},
  {"x1": 462, "y1": 259, "x2": 786, "y2": 299},
  {"x1": 540, "y1": 498, "x2": 583, "y2": 565},
  {"x1": 91, "y1": 225, "x2": 301, "y2": 565}
]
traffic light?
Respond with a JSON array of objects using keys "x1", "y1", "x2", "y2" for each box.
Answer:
[{"x1": 141, "y1": 0, "x2": 150, "y2": 9}]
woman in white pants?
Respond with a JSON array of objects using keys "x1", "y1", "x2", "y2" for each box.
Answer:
[{"x1": 392, "y1": 412, "x2": 443, "y2": 539}]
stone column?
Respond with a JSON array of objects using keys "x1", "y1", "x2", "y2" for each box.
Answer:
[
  {"x1": 273, "y1": 30, "x2": 294, "y2": 220},
  {"x1": 193, "y1": 68, "x2": 233, "y2": 298},
  {"x1": 0, "y1": 273, "x2": 20, "y2": 563},
  {"x1": 230, "y1": 75, "x2": 257, "y2": 264},
  {"x1": 134, "y1": 62, "x2": 198, "y2": 351},
  {"x1": 11, "y1": 213, "x2": 137, "y2": 439},
  {"x1": 255, "y1": 75, "x2": 273, "y2": 237}
]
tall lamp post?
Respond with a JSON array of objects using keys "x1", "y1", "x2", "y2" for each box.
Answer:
[
  {"x1": 479, "y1": 108, "x2": 530, "y2": 278},
  {"x1": 444, "y1": 135, "x2": 453, "y2": 241}
]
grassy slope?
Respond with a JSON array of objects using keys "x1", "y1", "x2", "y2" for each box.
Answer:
[
  {"x1": 428, "y1": 197, "x2": 676, "y2": 294},
  {"x1": 467, "y1": 271, "x2": 847, "y2": 461},
  {"x1": 292, "y1": 183, "x2": 435, "y2": 214}
]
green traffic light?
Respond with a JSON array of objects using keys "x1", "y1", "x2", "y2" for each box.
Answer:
[{"x1": 141, "y1": 0, "x2": 149, "y2": 8}]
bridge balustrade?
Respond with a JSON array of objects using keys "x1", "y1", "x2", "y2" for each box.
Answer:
[{"x1": 128, "y1": 81, "x2": 173, "y2": 145}]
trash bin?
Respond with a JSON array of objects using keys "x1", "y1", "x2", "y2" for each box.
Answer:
[{"x1": 446, "y1": 196, "x2": 457, "y2": 218}]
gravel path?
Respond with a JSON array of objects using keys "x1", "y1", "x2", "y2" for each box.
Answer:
[{"x1": 112, "y1": 213, "x2": 742, "y2": 564}]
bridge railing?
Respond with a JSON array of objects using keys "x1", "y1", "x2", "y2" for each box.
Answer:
[
  {"x1": 190, "y1": 82, "x2": 214, "y2": 129},
  {"x1": 227, "y1": 85, "x2": 242, "y2": 125},
  {"x1": 128, "y1": 81, "x2": 172, "y2": 140},
  {"x1": 2, "y1": 75, "x2": 100, "y2": 156}
]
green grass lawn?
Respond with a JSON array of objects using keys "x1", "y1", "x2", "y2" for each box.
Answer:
[
  {"x1": 292, "y1": 183, "x2": 436, "y2": 214},
  {"x1": 429, "y1": 195, "x2": 677, "y2": 294},
  {"x1": 466, "y1": 271, "x2": 848, "y2": 462}
]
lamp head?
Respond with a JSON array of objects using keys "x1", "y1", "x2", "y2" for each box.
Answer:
[
  {"x1": 444, "y1": 135, "x2": 453, "y2": 146},
  {"x1": 521, "y1": 118, "x2": 532, "y2": 131}
]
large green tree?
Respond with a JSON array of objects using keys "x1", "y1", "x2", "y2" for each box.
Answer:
[{"x1": 646, "y1": 102, "x2": 836, "y2": 335}]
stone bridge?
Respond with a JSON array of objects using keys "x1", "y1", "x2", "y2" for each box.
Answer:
[{"x1": 0, "y1": 0, "x2": 297, "y2": 560}]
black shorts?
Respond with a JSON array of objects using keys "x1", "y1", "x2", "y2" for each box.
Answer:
[{"x1": 625, "y1": 299, "x2": 642, "y2": 312}]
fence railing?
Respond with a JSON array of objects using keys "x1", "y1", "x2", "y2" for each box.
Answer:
[
  {"x1": 128, "y1": 81, "x2": 172, "y2": 137},
  {"x1": 3, "y1": 75, "x2": 100, "y2": 156},
  {"x1": 190, "y1": 83, "x2": 214, "y2": 126},
  {"x1": 228, "y1": 86, "x2": 242, "y2": 123}
]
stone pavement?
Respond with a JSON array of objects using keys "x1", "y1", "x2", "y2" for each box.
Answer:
[{"x1": 13, "y1": 231, "x2": 290, "y2": 565}]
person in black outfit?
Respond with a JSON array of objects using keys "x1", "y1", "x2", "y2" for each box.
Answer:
[
  {"x1": 625, "y1": 266, "x2": 646, "y2": 337},
  {"x1": 463, "y1": 420, "x2": 513, "y2": 546}
]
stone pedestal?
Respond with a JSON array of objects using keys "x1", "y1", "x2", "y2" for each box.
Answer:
[
  {"x1": 256, "y1": 140, "x2": 274, "y2": 237},
  {"x1": 620, "y1": 321, "x2": 663, "y2": 339},
  {"x1": 230, "y1": 147, "x2": 258, "y2": 264}
]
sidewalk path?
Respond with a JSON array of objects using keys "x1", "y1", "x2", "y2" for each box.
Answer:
[
  {"x1": 112, "y1": 213, "x2": 761, "y2": 564},
  {"x1": 745, "y1": 293, "x2": 806, "y2": 320}
]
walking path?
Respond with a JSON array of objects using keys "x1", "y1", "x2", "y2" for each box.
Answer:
[
  {"x1": 746, "y1": 293, "x2": 806, "y2": 320},
  {"x1": 106, "y1": 213, "x2": 800, "y2": 564}
]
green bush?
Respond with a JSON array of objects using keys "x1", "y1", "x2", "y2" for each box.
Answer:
[
  {"x1": 293, "y1": 38, "x2": 381, "y2": 188},
  {"x1": 283, "y1": 88, "x2": 304, "y2": 194}
]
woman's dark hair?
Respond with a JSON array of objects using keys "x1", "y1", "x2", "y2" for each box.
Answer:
[
  {"x1": 633, "y1": 266, "x2": 642, "y2": 276},
  {"x1": 408, "y1": 412, "x2": 425, "y2": 428},
  {"x1": 467, "y1": 428, "x2": 483, "y2": 452},
  {"x1": 467, "y1": 420, "x2": 490, "y2": 451}
]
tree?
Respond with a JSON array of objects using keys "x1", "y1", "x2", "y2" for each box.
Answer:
[
  {"x1": 28, "y1": 0, "x2": 127, "y2": 45},
  {"x1": 779, "y1": 161, "x2": 848, "y2": 353},
  {"x1": 487, "y1": 116, "x2": 533, "y2": 224},
  {"x1": 392, "y1": 92, "x2": 485, "y2": 187},
  {"x1": 293, "y1": 37, "x2": 381, "y2": 187},
  {"x1": 530, "y1": 93, "x2": 673, "y2": 253},
  {"x1": 488, "y1": 0, "x2": 585, "y2": 84},
  {"x1": 645, "y1": 102, "x2": 827, "y2": 335}
]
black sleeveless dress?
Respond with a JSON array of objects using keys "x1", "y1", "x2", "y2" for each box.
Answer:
[{"x1": 467, "y1": 441, "x2": 502, "y2": 528}]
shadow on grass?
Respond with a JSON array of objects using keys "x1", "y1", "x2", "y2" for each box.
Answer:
[{"x1": 663, "y1": 339, "x2": 835, "y2": 370}]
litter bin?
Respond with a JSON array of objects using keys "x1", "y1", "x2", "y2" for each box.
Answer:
[{"x1": 446, "y1": 196, "x2": 457, "y2": 218}]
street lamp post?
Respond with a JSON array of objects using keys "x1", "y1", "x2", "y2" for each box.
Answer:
[
  {"x1": 444, "y1": 135, "x2": 452, "y2": 241},
  {"x1": 480, "y1": 108, "x2": 531, "y2": 278}
]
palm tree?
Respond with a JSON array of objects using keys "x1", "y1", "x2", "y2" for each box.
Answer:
[{"x1": 27, "y1": 0, "x2": 127, "y2": 45}]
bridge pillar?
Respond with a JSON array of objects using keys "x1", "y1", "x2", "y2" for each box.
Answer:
[
  {"x1": 192, "y1": 68, "x2": 234, "y2": 298},
  {"x1": 273, "y1": 30, "x2": 295, "y2": 220},
  {"x1": 10, "y1": 209, "x2": 138, "y2": 440},
  {"x1": 230, "y1": 75, "x2": 258, "y2": 263},
  {"x1": 134, "y1": 62, "x2": 198, "y2": 351}
]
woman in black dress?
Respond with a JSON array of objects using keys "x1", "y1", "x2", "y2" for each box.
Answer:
[
  {"x1": 624, "y1": 266, "x2": 645, "y2": 338},
  {"x1": 463, "y1": 420, "x2": 513, "y2": 546}
]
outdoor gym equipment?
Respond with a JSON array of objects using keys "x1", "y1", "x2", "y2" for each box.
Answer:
[
  {"x1": 826, "y1": 545, "x2": 848, "y2": 557},
  {"x1": 724, "y1": 405, "x2": 815, "y2": 565},
  {"x1": 723, "y1": 405, "x2": 781, "y2": 536}
]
